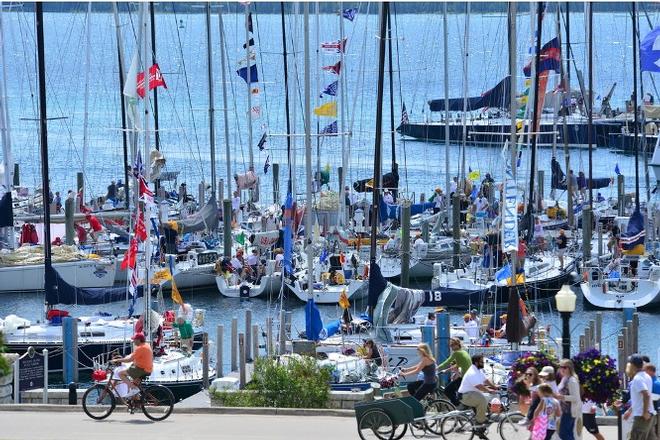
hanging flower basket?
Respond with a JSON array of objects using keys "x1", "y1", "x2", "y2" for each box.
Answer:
[
  {"x1": 508, "y1": 351, "x2": 559, "y2": 390},
  {"x1": 572, "y1": 348, "x2": 620, "y2": 404}
]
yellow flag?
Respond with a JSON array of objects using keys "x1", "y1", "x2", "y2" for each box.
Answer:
[
  {"x1": 151, "y1": 269, "x2": 173, "y2": 284},
  {"x1": 313, "y1": 101, "x2": 337, "y2": 117},
  {"x1": 468, "y1": 170, "x2": 481, "y2": 181},
  {"x1": 516, "y1": 120, "x2": 524, "y2": 133},
  {"x1": 338, "y1": 288, "x2": 350, "y2": 310},
  {"x1": 171, "y1": 278, "x2": 184, "y2": 305}
]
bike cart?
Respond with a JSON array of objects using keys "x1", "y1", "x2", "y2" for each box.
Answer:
[{"x1": 354, "y1": 395, "x2": 427, "y2": 440}]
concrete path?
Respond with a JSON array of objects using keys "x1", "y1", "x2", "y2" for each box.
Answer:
[{"x1": 0, "y1": 409, "x2": 621, "y2": 439}]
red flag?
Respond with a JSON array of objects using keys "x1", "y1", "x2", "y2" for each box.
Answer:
[
  {"x1": 139, "y1": 177, "x2": 154, "y2": 203},
  {"x1": 322, "y1": 61, "x2": 341, "y2": 75},
  {"x1": 120, "y1": 238, "x2": 138, "y2": 271},
  {"x1": 137, "y1": 64, "x2": 167, "y2": 98},
  {"x1": 135, "y1": 212, "x2": 147, "y2": 242}
]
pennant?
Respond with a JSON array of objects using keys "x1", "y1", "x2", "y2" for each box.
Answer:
[
  {"x1": 139, "y1": 177, "x2": 154, "y2": 203},
  {"x1": 320, "y1": 80, "x2": 338, "y2": 98},
  {"x1": 236, "y1": 231, "x2": 246, "y2": 245},
  {"x1": 123, "y1": 52, "x2": 141, "y2": 129},
  {"x1": 342, "y1": 8, "x2": 358, "y2": 21},
  {"x1": 320, "y1": 121, "x2": 338, "y2": 136},
  {"x1": 247, "y1": 12, "x2": 253, "y2": 33},
  {"x1": 641, "y1": 27, "x2": 660, "y2": 72},
  {"x1": 523, "y1": 37, "x2": 561, "y2": 77},
  {"x1": 468, "y1": 169, "x2": 481, "y2": 181},
  {"x1": 120, "y1": 238, "x2": 138, "y2": 271},
  {"x1": 135, "y1": 212, "x2": 147, "y2": 242},
  {"x1": 137, "y1": 64, "x2": 167, "y2": 98},
  {"x1": 264, "y1": 155, "x2": 270, "y2": 175},
  {"x1": 319, "y1": 248, "x2": 329, "y2": 264},
  {"x1": 238, "y1": 51, "x2": 256, "y2": 66},
  {"x1": 321, "y1": 38, "x2": 347, "y2": 54},
  {"x1": 615, "y1": 163, "x2": 621, "y2": 175},
  {"x1": 313, "y1": 101, "x2": 337, "y2": 117},
  {"x1": 170, "y1": 277, "x2": 184, "y2": 305},
  {"x1": 621, "y1": 207, "x2": 646, "y2": 255},
  {"x1": 133, "y1": 150, "x2": 144, "y2": 179},
  {"x1": 242, "y1": 38, "x2": 255, "y2": 49},
  {"x1": 339, "y1": 288, "x2": 350, "y2": 309},
  {"x1": 237, "y1": 64, "x2": 259, "y2": 84},
  {"x1": 250, "y1": 105, "x2": 261, "y2": 119},
  {"x1": 151, "y1": 268, "x2": 172, "y2": 284},
  {"x1": 257, "y1": 132, "x2": 267, "y2": 150},
  {"x1": 495, "y1": 264, "x2": 512, "y2": 282},
  {"x1": 322, "y1": 61, "x2": 341, "y2": 75},
  {"x1": 401, "y1": 102, "x2": 409, "y2": 125}
]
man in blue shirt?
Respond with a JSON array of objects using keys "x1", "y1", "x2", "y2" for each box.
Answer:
[{"x1": 644, "y1": 364, "x2": 660, "y2": 409}]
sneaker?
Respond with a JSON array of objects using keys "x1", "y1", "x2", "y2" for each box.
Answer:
[{"x1": 517, "y1": 419, "x2": 530, "y2": 426}]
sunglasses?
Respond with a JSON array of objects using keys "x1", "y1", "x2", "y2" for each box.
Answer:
[
  {"x1": 525, "y1": 373, "x2": 533, "y2": 377},
  {"x1": 560, "y1": 365, "x2": 569, "y2": 369}
]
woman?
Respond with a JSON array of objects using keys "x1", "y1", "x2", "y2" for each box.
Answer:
[
  {"x1": 557, "y1": 359, "x2": 583, "y2": 440},
  {"x1": 362, "y1": 339, "x2": 382, "y2": 367},
  {"x1": 516, "y1": 367, "x2": 541, "y2": 415},
  {"x1": 400, "y1": 343, "x2": 437, "y2": 401}
]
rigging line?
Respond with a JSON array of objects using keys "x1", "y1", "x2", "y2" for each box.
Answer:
[
  {"x1": 171, "y1": 3, "x2": 204, "y2": 179},
  {"x1": 252, "y1": 4, "x2": 272, "y2": 135},
  {"x1": 392, "y1": 2, "x2": 408, "y2": 194}
]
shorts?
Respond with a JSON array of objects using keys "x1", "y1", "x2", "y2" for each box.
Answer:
[
  {"x1": 583, "y1": 413, "x2": 599, "y2": 434},
  {"x1": 127, "y1": 365, "x2": 150, "y2": 380},
  {"x1": 558, "y1": 248, "x2": 566, "y2": 257}
]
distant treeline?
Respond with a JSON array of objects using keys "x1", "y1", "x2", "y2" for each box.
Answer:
[{"x1": 9, "y1": 2, "x2": 660, "y2": 15}]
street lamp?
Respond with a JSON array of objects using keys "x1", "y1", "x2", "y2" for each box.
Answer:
[{"x1": 555, "y1": 285, "x2": 577, "y2": 360}]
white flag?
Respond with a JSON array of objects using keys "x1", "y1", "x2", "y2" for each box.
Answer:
[{"x1": 123, "y1": 51, "x2": 141, "y2": 130}]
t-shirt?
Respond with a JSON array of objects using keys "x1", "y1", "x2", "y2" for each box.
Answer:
[
  {"x1": 232, "y1": 196, "x2": 241, "y2": 210},
  {"x1": 437, "y1": 350, "x2": 472, "y2": 376},
  {"x1": 458, "y1": 364, "x2": 487, "y2": 394},
  {"x1": 630, "y1": 371, "x2": 655, "y2": 417},
  {"x1": 133, "y1": 344, "x2": 153, "y2": 373},
  {"x1": 543, "y1": 397, "x2": 559, "y2": 430},
  {"x1": 465, "y1": 320, "x2": 479, "y2": 339},
  {"x1": 173, "y1": 321, "x2": 194, "y2": 339},
  {"x1": 475, "y1": 198, "x2": 488, "y2": 213},
  {"x1": 557, "y1": 235, "x2": 568, "y2": 249},
  {"x1": 582, "y1": 400, "x2": 597, "y2": 414},
  {"x1": 247, "y1": 254, "x2": 259, "y2": 266},
  {"x1": 383, "y1": 193, "x2": 394, "y2": 204},
  {"x1": 275, "y1": 254, "x2": 284, "y2": 264},
  {"x1": 231, "y1": 257, "x2": 243, "y2": 270}
]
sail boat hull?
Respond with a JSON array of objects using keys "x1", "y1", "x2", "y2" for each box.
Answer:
[
  {"x1": 286, "y1": 278, "x2": 367, "y2": 304},
  {"x1": 0, "y1": 259, "x2": 116, "y2": 292}
]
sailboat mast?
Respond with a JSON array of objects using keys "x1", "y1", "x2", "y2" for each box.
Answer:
[
  {"x1": 303, "y1": 2, "x2": 313, "y2": 298},
  {"x1": 587, "y1": 2, "x2": 594, "y2": 210},
  {"x1": 339, "y1": 2, "x2": 348, "y2": 226},
  {"x1": 460, "y1": 3, "x2": 470, "y2": 190},
  {"x1": 35, "y1": 2, "x2": 53, "y2": 308},
  {"x1": 443, "y1": 3, "x2": 450, "y2": 226},
  {"x1": 245, "y1": 3, "x2": 254, "y2": 172},
  {"x1": 82, "y1": 2, "x2": 91, "y2": 198},
  {"x1": 149, "y1": 2, "x2": 160, "y2": 194},
  {"x1": 0, "y1": 4, "x2": 14, "y2": 249},
  {"x1": 508, "y1": 2, "x2": 518, "y2": 275},
  {"x1": 280, "y1": 2, "x2": 293, "y2": 193},
  {"x1": 218, "y1": 7, "x2": 232, "y2": 257},
  {"x1": 632, "y1": 1, "x2": 640, "y2": 207},
  {"x1": 143, "y1": 4, "x2": 153, "y2": 337},
  {"x1": 206, "y1": 3, "x2": 216, "y2": 197},
  {"x1": 369, "y1": 2, "x2": 389, "y2": 269},
  {"x1": 112, "y1": 2, "x2": 130, "y2": 210},
  {"x1": 387, "y1": 9, "x2": 396, "y2": 172}
]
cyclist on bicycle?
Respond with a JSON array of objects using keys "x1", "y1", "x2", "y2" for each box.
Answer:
[
  {"x1": 457, "y1": 354, "x2": 499, "y2": 438},
  {"x1": 399, "y1": 343, "x2": 437, "y2": 401},
  {"x1": 112, "y1": 333, "x2": 154, "y2": 393},
  {"x1": 436, "y1": 337, "x2": 471, "y2": 405}
]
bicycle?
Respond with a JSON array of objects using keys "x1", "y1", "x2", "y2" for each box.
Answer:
[
  {"x1": 82, "y1": 364, "x2": 175, "y2": 422},
  {"x1": 440, "y1": 389, "x2": 526, "y2": 440}
]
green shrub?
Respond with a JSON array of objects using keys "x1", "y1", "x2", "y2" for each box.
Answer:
[
  {"x1": 214, "y1": 355, "x2": 332, "y2": 408},
  {"x1": 0, "y1": 332, "x2": 10, "y2": 377}
]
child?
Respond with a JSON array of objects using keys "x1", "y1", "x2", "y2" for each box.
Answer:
[
  {"x1": 582, "y1": 398, "x2": 605, "y2": 440},
  {"x1": 532, "y1": 383, "x2": 561, "y2": 440}
]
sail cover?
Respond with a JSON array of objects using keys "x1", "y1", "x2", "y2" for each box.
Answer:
[
  {"x1": 387, "y1": 285, "x2": 426, "y2": 324},
  {"x1": 428, "y1": 76, "x2": 511, "y2": 112},
  {"x1": 178, "y1": 196, "x2": 219, "y2": 234},
  {"x1": 0, "y1": 192, "x2": 13, "y2": 228},
  {"x1": 502, "y1": 142, "x2": 519, "y2": 253},
  {"x1": 550, "y1": 157, "x2": 611, "y2": 190}
]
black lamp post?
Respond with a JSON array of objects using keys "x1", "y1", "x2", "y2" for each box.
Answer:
[{"x1": 555, "y1": 285, "x2": 577, "y2": 360}]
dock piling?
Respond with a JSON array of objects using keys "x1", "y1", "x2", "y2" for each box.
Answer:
[
  {"x1": 238, "y1": 333, "x2": 246, "y2": 389},
  {"x1": 245, "y1": 309, "x2": 252, "y2": 361},
  {"x1": 202, "y1": 332, "x2": 209, "y2": 388},
  {"x1": 278, "y1": 309, "x2": 286, "y2": 355},
  {"x1": 252, "y1": 324, "x2": 260, "y2": 361},
  {"x1": 216, "y1": 324, "x2": 224, "y2": 378},
  {"x1": 401, "y1": 200, "x2": 411, "y2": 288},
  {"x1": 266, "y1": 316, "x2": 273, "y2": 357},
  {"x1": 595, "y1": 312, "x2": 602, "y2": 350},
  {"x1": 231, "y1": 317, "x2": 238, "y2": 371}
]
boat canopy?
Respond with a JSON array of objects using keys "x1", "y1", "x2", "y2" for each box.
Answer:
[{"x1": 428, "y1": 76, "x2": 511, "y2": 112}]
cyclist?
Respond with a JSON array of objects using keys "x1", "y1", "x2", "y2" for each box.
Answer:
[
  {"x1": 457, "y1": 354, "x2": 500, "y2": 438},
  {"x1": 399, "y1": 343, "x2": 437, "y2": 401},
  {"x1": 436, "y1": 338, "x2": 471, "y2": 405},
  {"x1": 112, "y1": 333, "x2": 154, "y2": 395}
]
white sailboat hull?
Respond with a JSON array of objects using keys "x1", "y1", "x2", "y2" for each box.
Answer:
[
  {"x1": 286, "y1": 278, "x2": 366, "y2": 304},
  {"x1": 0, "y1": 259, "x2": 117, "y2": 292},
  {"x1": 215, "y1": 273, "x2": 282, "y2": 298},
  {"x1": 581, "y1": 276, "x2": 660, "y2": 309}
]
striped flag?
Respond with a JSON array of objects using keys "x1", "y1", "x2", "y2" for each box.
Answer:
[
  {"x1": 401, "y1": 103, "x2": 409, "y2": 124},
  {"x1": 321, "y1": 38, "x2": 347, "y2": 53}
]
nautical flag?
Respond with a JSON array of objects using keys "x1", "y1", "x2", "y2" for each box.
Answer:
[
  {"x1": 321, "y1": 38, "x2": 347, "y2": 54},
  {"x1": 133, "y1": 150, "x2": 145, "y2": 179},
  {"x1": 257, "y1": 132, "x2": 267, "y2": 150},
  {"x1": 319, "y1": 248, "x2": 329, "y2": 264},
  {"x1": 495, "y1": 264, "x2": 512, "y2": 282},
  {"x1": 338, "y1": 288, "x2": 350, "y2": 309},
  {"x1": 123, "y1": 52, "x2": 141, "y2": 129},
  {"x1": 517, "y1": 150, "x2": 522, "y2": 168},
  {"x1": 242, "y1": 38, "x2": 255, "y2": 49},
  {"x1": 320, "y1": 121, "x2": 338, "y2": 135},
  {"x1": 264, "y1": 155, "x2": 270, "y2": 174},
  {"x1": 137, "y1": 64, "x2": 167, "y2": 98},
  {"x1": 314, "y1": 101, "x2": 337, "y2": 117},
  {"x1": 247, "y1": 12, "x2": 253, "y2": 33},
  {"x1": 170, "y1": 276, "x2": 184, "y2": 305},
  {"x1": 342, "y1": 8, "x2": 358, "y2": 21},
  {"x1": 305, "y1": 298, "x2": 325, "y2": 341},
  {"x1": 322, "y1": 61, "x2": 342, "y2": 75},
  {"x1": 320, "y1": 81, "x2": 338, "y2": 98},
  {"x1": 237, "y1": 64, "x2": 259, "y2": 84},
  {"x1": 523, "y1": 37, "x2": 561, "y2": 77},
  {"x1": 238, "y1": 51, "x2": 256, "y2": 66},
  {"x1": 468, "y1": 169, "x2": 481, "y2": 181},
  {"x1": 120, "y1": 238, "x2": 138, "y2": 271},
  {"x1": 250, "y1": 105, "x2": 261, "y2": 119},
  {"x1": 615, "y1": 163, "x2": 621, "y2": 175},
  {"x1": 139, "y1": 177, "x2": 154, "y2": 203},
  {"x1": 641, "y1": 27, "x2": 660, "y2": 72},
  {"x1": 401, "y1": 103, "x2": 409, "y2": 125},
  {"x1": 621, "y1": 207, "x2": 646, "y2": 255},
  {"x1": 135, "y1": 211, "x2": 147, "y2": 242},
  {"x1": 283, "y1": 192, "x2": 294, "y2": 274}
]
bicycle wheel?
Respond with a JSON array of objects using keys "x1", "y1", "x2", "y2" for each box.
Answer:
[
  {"x1": 391, "y1": 424, "x2": 408, "y2": 440},
  {"x1": 82, "y1": 384, "x2": 116, "y2": 420},
  {"x1": 358, "y1": 409, "x2": 395, "y2": 440},
  {"x1": 440, "y1": 412, "x2": 474, "y2": 440},
  {"x1": 497, "y1": 411, "x2": 527, "y2": 440},
  {"x1": 425, "y1": 398, "x2": 456, "y2": 435},
  {"x1": 140, "y1": 385, "x2": 175, "y2": 421}
]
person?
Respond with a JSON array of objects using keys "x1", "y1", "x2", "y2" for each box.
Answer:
[
  {"x1": 532, "y1": 383, "x2": 561, "y2": 440},
  {"x1": 450, "y1": 177, "x2": 458, "y2": 197},
  {"x1": 383, "y1": 190, "x2": 394, "y2": 205},
  {"x1": 179, "y1": 183, "x2": 188, "y2": 202},
  {"x1": 413, "y1": 233, "x2": 426, "y2": 255},
  {"x1": 495, "y1": 314, "x2": 507, "y2": 338},
  {"x1": 556, "y1": 359, "x2": 583, "y2": 440},
  {"x1": 557, "y1": 229, "x2": 568, "y2": 270},
  {"x1": 518, "y1": 238, "x2": 528, "y2": 268},
  {"x1": 596, "y1": 192, "x2": 605, "y2": 203},
  {"x1": 429, "y1": 187, "x2": 445, "y2": 214},
  {"x1": 247, "y1": 249, "x2": 263, "y2": 282},
  {"x1": 384, "y1": 234, "x2": 399, "y2": 252},
  {"x1": 582, "y1": 398, "x2": 605, "y2": 440},
  {"x1": 623, "y1": 354, "x2": 655, "y2": 439},
  {"x1": 474, "y1": 194, "x2": 489, "y2": 219},
  {"x1": 232, "y1": 190, "x2": 241, "y2": 223},
  {"x1": 436, "y1": 338, "x2": 472, "y2": 406},
  {"x1": 424, "y1": 312, "x2": 436, "y2": 326},
  {"x1": 400, "y1": 343, "x2": 437, "y2": 401},
  {"x1": 106, "y1": 180, "x2": 117, "y2": 203},
  {"x1": 230, "y1": 250, "x2": 247, "y2": 282},
  {"x1": 463, "y1": 313, "x2": 479, "y2": 340},
  {"x1": 534, "y1": 217, "x2": 545, "y2": 249},
  {"x1": 644, "y1": 363, "x2": 660, "y2": 411},
  {"x1": 517, "y1": 367, "x2": 541, "y2": 416},
  {"x1": 273, "y1": 248, "x2": 284, "y2": 269},
  {"x1": 112, "y1": 333, "x2": 153, "y2": 394},
  {"x1": 362, "y1": 339, "x2": 382, "y2": 367},
  {"x1": 172, "y1": 316, "x2": 194, "y2": 352},
  {"x1": 54, "y1": 191, "x2": 62, "y2": 213},
  {"x1": 458, "y1": 354, "x2": 499, "y2": 436},
  {"x1": 525, "y1": 366, "x2": 559, "y2": 425}
]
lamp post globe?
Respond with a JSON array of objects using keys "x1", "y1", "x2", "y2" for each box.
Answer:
[{"x1": 555, "y1": 285, "x2": 576, "y2": 360}]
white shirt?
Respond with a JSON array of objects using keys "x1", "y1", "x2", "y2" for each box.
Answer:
[
  {"x1": 247, "y1": 254, "x2": 259, "y2": 266},
  {"x1": 630, "y1": 371, "x2": 656, "y2": 416},
  {"x1": 464, "y1": 319, "x2": 479, "y2": 339},
  {"x1": 413, "y1": 238, "x2": 425, "y2": 249},
  {"x1": 230, "y1": 257, "x2": 243, "y2": 270},
  {"x1": 450, "y1": 181, "x2": 458, "y2": 194},
  {"x1": 582, "y1": 400, "x2": 596, "y2": 414},
  {"x1": 458, "y1": 364, "x2": 487, "y2": 394},
  {"x1": 232, "y1": 196, "x2": 241, "y2": 210},
  {"x1": 433, "y1": 193, "x2": 444, "y2": 208},
  {"x1": 475, "y1": 197, "x2": 488, "y2": 213},
  {"x1": 424, "y1": 318, "x2": 435, "y2": 326},
  {"x1": 383, "y1": 193, "x2": 394, "y2": 204}
]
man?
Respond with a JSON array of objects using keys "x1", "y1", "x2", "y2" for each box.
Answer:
[
  {"x1": 230, "y1": 249, "x2": 247, "y2": 282},
  {"x1": 247, "y1": 248, "x2": 263, "y2": 281},
  {"x1": 463, "y1": 313, "x2": 479, "y2": 340},
  {"x1": 113, "y1": 333, "x2": 153, "y2": 394},
  {"x1": 557, "y1": 229, "x2": 568, "y2": 270},
  {"x1": 106, "y1": 180, "x2": 117, "y2": 203},
  {"x1": 172, "y1": 317, "x2": 194, "y2": 352},
  {"x1": 458, "y1": 354, "x2": 499, "y2": 437},
  {"x1": 429, "y1": 188, "x2": 445, "y2": 214},
  {"x1": 450, "y1": 177, "x2": 458, "y2": 197},
  {"x1": 383, "y1": 190, "x2": 394, "y2": 205},
  {"x1": 645, "y1": 363, "x2": 660, "y2": 439},
  {"x1": 384, "y1": 234, "x2": 399, "y2": 252},
  {"x1": 424, "y1": 313, "x2": 436, "y2": 326},
  {"x1": 495, "y1": 314, "x2": 507, "y2": 338},
  {"x1": 474, "y1": 194, "x2": 489, "y2": 217},
  {"x1": 232, "y1": 190, "x2": 241, "y2": 223},
  {"x1": 624, "y1": 354, "x2": 655, "y2": 439},
  {"x1": 470, "y1": 309, "x2": 479, "y2": 325},
  {"x1": 437, "y1": 338, "x2": 471, "y2": 406}
]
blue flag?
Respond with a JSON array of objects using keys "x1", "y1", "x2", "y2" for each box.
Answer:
[
  {"x1": 615, "y1": 163, "x2": 621, "y2": 175},
  {"x1": 495, "y1": 264, "x2": 512, "y2": 282},
  {"x1": 237, "y1": 64, "x2": 258, "y2": 84},
  {"x1": 264, "y1": 155, "x2": 270, "y2": 175},
  {"x1": 641, "y1": 27, "x2": 660, "y2": 72},
  {"x1": 621, "y1": 207, "x2": 645, "y2": 252},
  {"x1": 283, "y1": 192, "x2": 293, "y2": 275},
  {"x1": 320, "y1": 121, "x2": 338, "y2": 135},
  {"x1": 320, "y1": 81, "x2": 338, "y2": 98},
  {"x1": 305, "y1": 298, "x2": 325, "y2": 341},
  {"x1": 319, "y1": 248, "x2": 329, "y2": 264},
  {"x1": 342, "y1": 8, "x2": 358, "y2": 21},
  {"x1": 257, "y1": 132, "x2": 267, "y2": 151}
]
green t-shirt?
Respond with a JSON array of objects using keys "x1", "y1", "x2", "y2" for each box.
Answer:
[
  {"x1": 173, "y1": 321, "x2": 194, "y2": 339},
  {"x1": 437, "y1": 349, "x2": 472, "y2": 375}
]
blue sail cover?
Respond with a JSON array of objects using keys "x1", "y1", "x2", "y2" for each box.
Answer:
[
  {"x1": 621, "y1": 207, "x2": 645, "y2": 254},
  {"x1": 305, "y1": 298, "x2": 325, "y2": 341},
  {"x1": 379, "y1": 197, "x2": 434, "y2": 222},
  {"x1": 44, "y1": 264, "x2": 144, "y2": 306},
  {"x1": 428, "y1": 76, "x2": 511, "y2": 112}
]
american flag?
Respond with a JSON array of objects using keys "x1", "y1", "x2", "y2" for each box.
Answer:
[
  {"x1": 401, "y1": 103, "x2": 409, "y2": 125},
  {"x1": 321, "y1": 38, "x2": 347, "y2": 54},
  {"x1": 132, "y1": 150, "x2": 144, "y2": 179}
]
